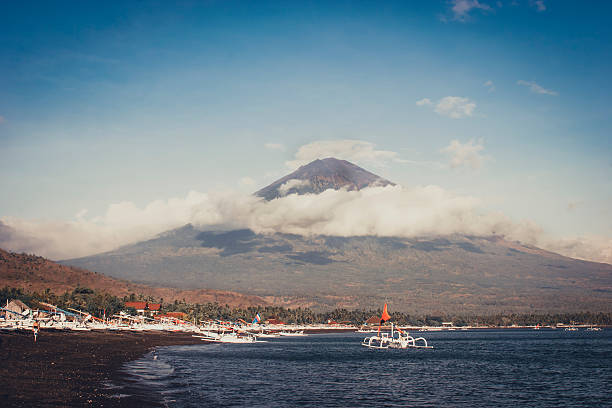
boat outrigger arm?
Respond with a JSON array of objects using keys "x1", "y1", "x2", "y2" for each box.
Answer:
[
  {"x1": 66, "y1": 307, "x2": 105, "y2": 322},
  {"x1": 361, "y1": 323, "x2": 433, "y2": 349},
  {"x1": 37, "y1": 302, "x2": 79, "y2": 318}
]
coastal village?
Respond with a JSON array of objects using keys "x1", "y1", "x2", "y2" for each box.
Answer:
[{"x1": 1, "y1": 297, "x2": 604, "y2": 344}]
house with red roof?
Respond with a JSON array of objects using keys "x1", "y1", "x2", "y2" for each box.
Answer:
[
  {"x1": 164, "y1": 311, "x2": 187, "y2": 319},
  {"x1": 124, "y1": 301, "x2": 162, "y2": 316},
  {"x1": 265, "y1": 317, "x2": 285, "y2": 325}
]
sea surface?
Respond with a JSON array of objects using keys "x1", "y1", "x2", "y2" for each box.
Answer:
[{"x1": 116, "y1": 329, "x2": 612, "y2": 407}]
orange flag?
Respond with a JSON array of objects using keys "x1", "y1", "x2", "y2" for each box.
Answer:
[{"x1": 380, "y1": 303, "x2": 391, "y2": 323}]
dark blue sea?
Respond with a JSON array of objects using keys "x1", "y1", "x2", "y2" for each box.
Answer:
[{"x1": 116, "y1": 329, "x2": 612, "y2": 407}]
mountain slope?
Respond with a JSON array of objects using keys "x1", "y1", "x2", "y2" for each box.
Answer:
[
  {"x1": 0, "y1": 248, "x2": 268, "y2": 307},
  {"x1": 63, "y1": 225, "x2": 612, "y2": 313},
  {"x1": 255, "y1": 157, "x2": 394, "y2": 200}
]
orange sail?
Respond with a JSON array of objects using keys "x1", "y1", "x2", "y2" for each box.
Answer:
[
  {"x1": 380, "y1": 303, "x2": 391, "y2": 323},
  {"x1": 377, "y1": 303, "x2": 391, "y2": 336}
]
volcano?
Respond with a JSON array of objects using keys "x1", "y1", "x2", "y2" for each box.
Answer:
[{"x1": 62, "y1": 158, "x2": 612, "y2": 313}]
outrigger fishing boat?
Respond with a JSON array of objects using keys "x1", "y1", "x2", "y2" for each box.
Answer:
[
  {"x1": 192, "y1": 314, "x2": 270, "y2": 343},
  {"x1": 278, "y1": 330, "x2": 305, "y2": 336},
  {"x1": 248, "y1": 329, "x2": 281, "y2": 338},
  {"x1": 361, "y1": 304, "x2": 432, "y2": 350},
  {"x1": 362, "y1": 323, "x2": 432, "y2": 349},
  {"x1": 196, "y1": 331, "x2": 259, "y2": 343},
  {"x1": 356, "y1": 326, "x2": 377, "y2": 333}
]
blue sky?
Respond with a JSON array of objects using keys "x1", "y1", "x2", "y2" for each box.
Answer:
[{"x1": 0, "y1": 1, "x2": 610, "y2": 262}]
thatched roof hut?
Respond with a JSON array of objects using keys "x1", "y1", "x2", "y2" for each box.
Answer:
[{"x1": 5, "y1": 299, "x2": 32, "y2": 317}]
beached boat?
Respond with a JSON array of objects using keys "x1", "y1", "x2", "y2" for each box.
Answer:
[
  {"x1": 70, "y1": 326, "x2": 92, "y2": 331},
  {"x1": 195, "y1": 331, "x2": 259, "y2": 343},
  {"x1": 278, "y1": 330, "x2": 305, "y2": 336},
  {"x1": 248, "y1": 330, "x2": 281, "y2": 338},
  {"x1": 356, "y1": 327, "x2": 377, "y2": 333}
]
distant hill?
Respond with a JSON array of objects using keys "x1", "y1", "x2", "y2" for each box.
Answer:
[
  {"x1": 0, "y1": 248, "x2": 268, "y2": 308},
  {"x1": 62, "y1": 158, "x2": 612, "y2": 314},
  {"x1": 255, "y1": 157, "x2": 394, "y2": 200}
]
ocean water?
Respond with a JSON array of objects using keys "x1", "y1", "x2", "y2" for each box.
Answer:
[{"x1": 117, "y1": 329, "x2": 612, "y2": 407}]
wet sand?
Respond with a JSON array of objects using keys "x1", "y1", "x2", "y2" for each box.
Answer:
[{"x1": 0, "y1": 329, "x2": 203, "y2": 407}]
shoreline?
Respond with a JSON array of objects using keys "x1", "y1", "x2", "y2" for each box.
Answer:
[{"x1": 0, "y1": 329, "x2": 204, "y2": 407}]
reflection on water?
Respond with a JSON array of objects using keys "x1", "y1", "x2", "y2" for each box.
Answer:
[{"x1": 119, "y1": 330, "x2": 612, "y2": 407}]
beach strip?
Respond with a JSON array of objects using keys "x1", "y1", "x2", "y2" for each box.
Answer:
[{"x1": 0, "y1": 329, "x2": 204, "y2": 407}]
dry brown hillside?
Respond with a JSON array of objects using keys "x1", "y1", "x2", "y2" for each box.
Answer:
[{"x1": 0, "y1": 248, "x2": 268, "y2": 308}]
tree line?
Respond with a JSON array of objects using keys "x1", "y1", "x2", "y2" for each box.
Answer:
[{"x1": 2, "y1": 286, "x2": 611, "y2": 326}]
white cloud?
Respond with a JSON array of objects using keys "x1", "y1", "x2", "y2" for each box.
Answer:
[
  {"x1": 450, "y1": 0, "x2": 491, "y2": 21},
  {"x1": 543, "y1": 236, "x2": 612, "y2": 264},
  {"x1": 278, "y1": 179, "x2": 311, "y2": 195},
  {"x1": 286, "y1": 140, "x2": 401, "y2": 169},
  {"x1": 517, "y1": 80, "x2": 558, "y2": 96},
  {"x1": 265, "y1": 143, "x2": 285, "y2": 151},
  {"x1": 1, "y1": 186, "x2": 610, "y2": 264},
  {"x1": 435, "y1": 96, "x2": 477, "y2": 118},
  {"x1": 0, "y1": 116, "x2": 5, "y2": 124},
  {"x1": 417, "y1": 96, "x2": 477, "y2": 119},
  {"x1": 441, "y1": 139, "x2": 487, "y2": 169},
  {"x1": 418, "y1": 96, "x2": 477, "y2": 119},
  {"x1": 0, "y1": 191, "x2": 210, "y2": 260},
  {"x1": 484, "y1": 80, "x2": 495, "y2": 92}
]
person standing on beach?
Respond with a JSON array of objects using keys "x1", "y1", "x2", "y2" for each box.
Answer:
[{"x1": 32, "y1": 320, "x2": 40, "y2": 342}]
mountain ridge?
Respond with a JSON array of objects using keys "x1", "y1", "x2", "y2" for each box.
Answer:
[{"x1": 0, "y1": 248, "x2": 269, "y2": 307}]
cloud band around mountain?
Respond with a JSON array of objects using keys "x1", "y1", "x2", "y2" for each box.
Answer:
[{"x1": 1, "y1": 185, "x2": 610, "y2": 265}]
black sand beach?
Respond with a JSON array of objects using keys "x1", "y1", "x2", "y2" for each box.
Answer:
[{"x1": 0, "y1": 329, "x2": 203, "y2": 407}]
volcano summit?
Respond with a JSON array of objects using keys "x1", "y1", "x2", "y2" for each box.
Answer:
[{"x1": 255, "y1": 157, "x2": 394, "y2": 200}]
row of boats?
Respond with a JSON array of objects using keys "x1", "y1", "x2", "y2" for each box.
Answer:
[
  {"x1": 0, "y1": 300, "x2": 331, "y2": 335},
  {"x1": 0, "y1": 302, "x2": 327, "y2": 337},
  {"x1": 0, "y1": 312, "x2": 323, "y2": 335},
  {"x1": 0, "y1": 306, "x2": 205, "y2": 332},
  {"x1": 1, "y1": 301, "x2": 604, "y2": 345},
  {"x1": 564, "y1": 326, "x2": 602, "y2": 331}
]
